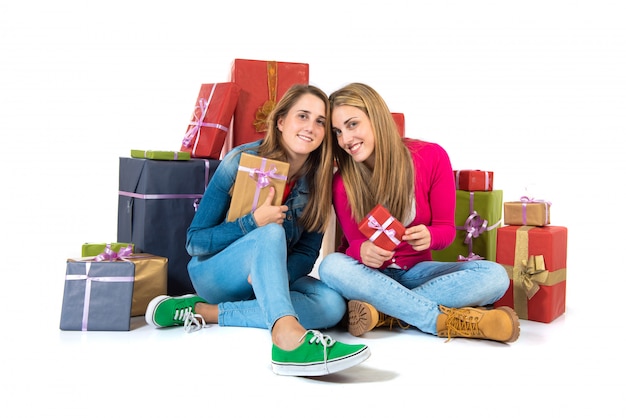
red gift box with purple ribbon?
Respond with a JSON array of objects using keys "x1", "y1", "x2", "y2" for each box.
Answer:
[
  {"x1": 225, "y1": 59, "x2": 309, "y2": 154},
  {"x1": 453, "y1": 170, "x2": 494, "y2": 191},
  {"x1": 358, "y1": 204, "x2": 406, "y2": 251},
  {"x1": 494, "y1": 225, "x2": 567, "y2": 323},
  {"x1": 431, "y1": 190, "x2": 503, "y2": 262},
  {"x1": 180, "y1": 82, "x2": 240, "y2": 159},
  {"x1": 227, "y1": 153, "x2": 289, "y2": 222},
  {"x1": 504, "y1": 196, "x2": 551, "y2": 226}
]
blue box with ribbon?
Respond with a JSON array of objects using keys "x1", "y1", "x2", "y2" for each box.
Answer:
[
  {"x1": 60, "y1": 260, "x2": 135, "y2": 331},
  {"x1": 117, "y1": 157, "x2": 220, "y2": 296}
]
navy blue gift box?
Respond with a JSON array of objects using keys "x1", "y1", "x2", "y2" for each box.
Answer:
[{"x1": 117, "y1": 157, "x2": 219, "y2": 295}]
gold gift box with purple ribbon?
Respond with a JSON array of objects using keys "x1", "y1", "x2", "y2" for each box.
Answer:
[
  {"x1": 227, "y1": 153, "x2": 289, "y2": 222},
  {"x1": 504, "y1": 196, "x2": 551, "y2": 226}
]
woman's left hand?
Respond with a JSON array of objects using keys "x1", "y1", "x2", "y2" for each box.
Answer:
[{"x1": 402, "y1": 224, "x2": 431, "y2": 252}]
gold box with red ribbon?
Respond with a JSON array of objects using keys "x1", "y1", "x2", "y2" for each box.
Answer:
[
  {"x1": 494, "y1": 225, "x2": 567, "y2": 323},
  {"x1": 227, "y1": 153, "x2": 290, "y2": 222},
  {"x1": 358, "y1": 204, "x2": 406, "y2": 251},
  {"x1": 504, "y1": 197, "x2": 551, "y2": 226},
  {"x1": 226, "y1": 59, "x2": 309, "y2": 153},
  {"x1": 453, "y1": 170, "x2": 494, "y2": 191},
  {"x1": 180, "y1": 82, "x2": 241, "y2": 159}
]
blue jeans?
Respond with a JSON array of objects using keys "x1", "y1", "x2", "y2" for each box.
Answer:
[
  {"x1": 318, "y1": 252, "x2": 509, "y2": 335},
  {"x1": 188, "y1": 224, "x2": 346, "y2": 331}
]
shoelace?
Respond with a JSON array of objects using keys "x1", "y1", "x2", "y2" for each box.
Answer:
[
  {"x1": 182, "y1": 310, "x2": 208, "y2": 333},
  {"x1": 303, "y1": 330, "x2": 335, "y2": 373},
  {"x1": 442, "y1": 307, "x2": 480, "y2": 342},
  {"x1": 376, "y1": 314, "x2": 410, "y2": 331}
]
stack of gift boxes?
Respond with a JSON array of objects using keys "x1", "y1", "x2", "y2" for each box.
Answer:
[
  {"x1": 61, "y1": 58, "x2": 311, "y2": 331},
  {"x1": 60, "y1": 58, "x2": 566, "y2": 331},
  {"x1": 431, "y1": 169, "x2": 568, "y2": 323}
]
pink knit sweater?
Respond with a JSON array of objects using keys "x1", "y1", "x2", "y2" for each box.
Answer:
[{"x1": 333, "y1": 138, "x2": 457, "y2": 270}]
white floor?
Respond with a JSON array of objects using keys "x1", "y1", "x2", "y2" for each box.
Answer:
[{"x1": 3, "y1": 237, "x2": 624, "y2": 418}]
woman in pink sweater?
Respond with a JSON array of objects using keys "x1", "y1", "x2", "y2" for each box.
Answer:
[{"x1": 318, "y1": 83, "x2": 519, "y2": 343}]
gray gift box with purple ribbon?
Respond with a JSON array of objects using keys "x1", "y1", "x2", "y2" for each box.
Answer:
[
  {"x1": 60, "y1": 260, "x2": 135, "y2": 331},
  {"x1": 117, "y1": 157, "x2": 220, "y2": 296}
]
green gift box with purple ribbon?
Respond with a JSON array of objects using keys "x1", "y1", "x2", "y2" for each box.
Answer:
[
  {"x1": 431, "y1": 190, "x2": 503, "y2": 262},
  {"x1": 60, "y1": 259, "x2": 135, "y2": 331}
]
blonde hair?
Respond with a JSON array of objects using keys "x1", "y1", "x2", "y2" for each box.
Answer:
[
  {"x1": 250, "y1": 84, "x2": 334, "y2": 232},
  {"x1": 329, "y1": 82, "x2": 415, "y2": 222}
]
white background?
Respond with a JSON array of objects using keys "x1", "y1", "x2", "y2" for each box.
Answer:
[{"x1": 1, "y1": 1, "x2": 624, "y2": 415}]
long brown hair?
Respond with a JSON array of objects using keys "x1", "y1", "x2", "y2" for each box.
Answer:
[
  {"x1": 251, "y1": 84, "x2": 334, "y2": 232},
  {"x1": 330, "y1": 82, "x2": 415, "y2": 222}
]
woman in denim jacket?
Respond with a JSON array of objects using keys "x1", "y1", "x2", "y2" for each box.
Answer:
[{"x1": 145, "y1": 84, "x2": 370, "y2": 377}]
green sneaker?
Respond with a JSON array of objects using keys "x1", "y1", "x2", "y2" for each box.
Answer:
[
  {"x1": 145, "y1": 294, "x2": 208, "y2": 332},
  {"x1": 271, "y1": 330, "x2": 371, "y2": 376}
]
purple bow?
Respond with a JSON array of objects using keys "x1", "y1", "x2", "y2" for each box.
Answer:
[
  {"x1": 93, "y1": 244, "x2": 133, "y2": 262},
  {"x1": 462, "y1": 211, "x2": 488, "y2": 244},
  {"x1": 367, "y1": 216, "x2": 401, "y2": 246}
]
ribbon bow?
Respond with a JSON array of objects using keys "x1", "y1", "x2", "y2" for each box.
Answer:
[
  {"x1": 516, "y1": 255, "x2": 549, "y2": 299},
  {"x1": 182, "y1": 84, "x2": 229, "y2": 149},
  {"x1": 461, "y1": 211, "x2": 488, "y2": 244},
  {"x1": 367, "y1": 216, "x2": 401, "y2": 246},
  {"x1": 520, "y1": 196, "x2": 552, "y2": 206},
  {"x1": 93, "y1": 244, "x2": 134, "y2": 262},
  {"x1": 249, "y1": 165, "x2": 280, "y2": 189},
  {"x1": 457, "y1": 252, "x2": 485, "y2": 262},
  {"x1": 253, "y1": 61, "x2": 278, "y2": 133}
]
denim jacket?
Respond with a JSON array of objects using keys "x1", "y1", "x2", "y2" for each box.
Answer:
[{"x1": 186, "y1": 140, "x2": 323, "y2": 283}]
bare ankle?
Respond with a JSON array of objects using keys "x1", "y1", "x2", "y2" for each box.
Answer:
[{"x1": 272, "y1": 316, "x2": 307, "y2": 351}]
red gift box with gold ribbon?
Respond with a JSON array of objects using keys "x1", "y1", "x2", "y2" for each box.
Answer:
[
  {"x1": 226, "y1": 59, "x2": 309, "y2": 154},
  {"x1": 494, "y1": 225, "x2": 567, "y2": 323}
]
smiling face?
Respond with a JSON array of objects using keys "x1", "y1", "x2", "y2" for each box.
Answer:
[
  {"x1": 332, "y1": 105, "x2": 376, "y2": 170},
  {"x1": 276, "y1": 93, "x2": 327, "y2": 163}
]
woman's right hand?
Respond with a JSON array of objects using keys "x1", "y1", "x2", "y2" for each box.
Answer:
[
  {"x1": 252, "y1": 186, "x2": 288, "y2": 226},
  {"x1": 360, "y1": 240, "x2": 394, "y2": 268}
]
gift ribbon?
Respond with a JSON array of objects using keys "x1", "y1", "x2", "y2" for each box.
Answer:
[
  {"x1": 515, "y1": 255, "x2": 549, "y2": 300},
  {"x1": 182, "y1": 84, "x2": 229, "y2": 154},
  {"x1": 457, "y1": 252, "x2": 485, "y2": 262},
  {"x1": 143, "y1": 150, "x2": 182, "y2": 160},
  {"x1": 455, "y1": 192, "x2": 501, "y2": 258},
  {"x1": 238, "y1": 157, "x2": 288, "y2": 212},
  {"x1": 119, "y1": 160, "x2": 213, "y2": 213},
  {"x1": 253, "y1": 61, "x2": 278, "y2": 133},
  {"x1": 519, "y1": 196, "x2": 551, "y2": 225},
  {"x1": 65, "y1": 262, "x2": 134, "y2": 330},
  {"x1": 93, "y1": 244, "x2": 134, "y2": 262},
  {"x1": 367, "y1": 215, "x2": 401, "y2": 247},
  {"x1": 507, "y1": 226, "x2": 566, "y2": 319}
]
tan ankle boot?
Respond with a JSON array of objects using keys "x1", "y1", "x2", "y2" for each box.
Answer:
[
  {"x1": 436, "y1": 305, "x2": 520, "y2": 343},
  {"x1": 348, "y1": 300, "x2": 409, "y2": 337}
]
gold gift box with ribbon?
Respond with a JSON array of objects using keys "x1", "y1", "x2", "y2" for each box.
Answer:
[{"x1": 227, "y1": 153, "x2": 289, "y2": 222}]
